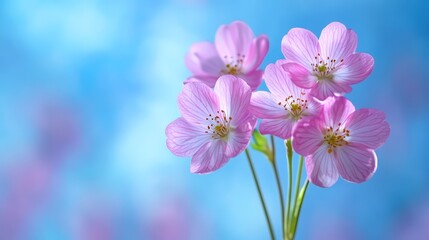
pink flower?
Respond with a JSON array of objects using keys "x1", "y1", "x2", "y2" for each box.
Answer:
[
  {"x1": 166, "y1": 75, "x2": 255, "y2": 174},
  {"x1": 249, "y1": 62, "x2": 321, "y2": 139},
  {"x1": 281, "y1": 22, "x2": 374, "y2": 100},
  {"x1": 293, "y1": 96, "x2": 390, "y2": 187},
  {"x1": 185, "y1": 21, "x2": 269, "y2": 90}
]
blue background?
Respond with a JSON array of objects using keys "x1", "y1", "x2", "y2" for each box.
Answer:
[{"x1": 1, "y1": 0, "x2": 428, "y2": 239}]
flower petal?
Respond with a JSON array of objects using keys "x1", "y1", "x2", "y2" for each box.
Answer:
[
  {"x1": 281, "y1": 28, "x2": 320, "y2": 68},
  {"x1": 225, "y1": 120, "x2": 254, "y2": 157},
  {"x1": 344, "y1": 109, "x2": 390, "y2": 149},
  {"x1": 309, "y1": 79, "x2": 352, "y2": 100},
  {"x1": 319, "y1": 22, "x2": 358, "y2": 61},
  {"x1": 185, "y1": 41, "x2": 224, "y2": 77},
  {"x1": 242, "y1": 35, "x2": 269, "y2": 73},
  {"x1": 276, "y1": 59, "x2": 293, "y2": 67},
  {"x1": 321, "y1": 96, "x2": 355, "y2": 127},
  {"x1": 214, "y1": 75, "x2": 252, "y2": 126},
  {"x1": 241, "y1": 70, "x2": 263, "y2": 91},
  {"x1": 215, "y1": 21, "x2": 254, "y2": 60},
  {"x1": 249, "y1": 91, "x2": 287, "y2": 119},
  {"x1": 305, "y1": 144, "x2": 339, "y2": 188},
  {"x1": 166, "y1": 118, "x2": 209, "y2": 157},
  {"x1": 178, "y1": 82, "x2": 219, "y2": 124},
  {"x1": 302, "y1": 97, "x2": 323, "y2": 118},
  {"x1": 260, "y1": 118, "x2": 295, "y2": 140},
  {"x1": 293, "y1": 118, "x2": 325, "y2": 156},
  {"x1": 184, "y1": 76, "x2": 218, "y2": 88},
  {"x1": 263, "y1": 63, "x2": 296, "y2": 99},
  {"x1": 281, "y1": 62, "x2": 317, "y2": 89},
  {"x1": 334, "y1": 53, "x2": 374, "y2": 85},
  {"x1": 334, "y1": 143, "x2": 377, "y2": 183},
  {"x1": 191, "y1": 140, "x2": 229, "y2": 174}
]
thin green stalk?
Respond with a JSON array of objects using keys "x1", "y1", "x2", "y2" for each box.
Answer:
[
  {"x1": 270, "y1": 135, "x2": 285, "y2": 239},
  {"x1": 270, "y1": 135, "x2": 276, "y2": 163},
  {"x1": 292, "y1": 156, "x2": 304, "y2": 214},
  {"x1": 290, "y1": 179, "x2": 310, "y2": 239},
  {"x1": 285, "y1": 139, "x2": 293, "y2": 236},
  {"x1": 245, "y1": 149, "x2": 275, "y2": 240}
]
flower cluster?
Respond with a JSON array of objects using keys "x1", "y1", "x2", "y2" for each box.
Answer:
[{"x1": 166, "y1": 21, "x2": 390, "y2": 187}]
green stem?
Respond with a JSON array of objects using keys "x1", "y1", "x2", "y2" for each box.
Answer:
[
  {"x1": 245, "y1": 149, "x2": 275, "y2": 240},
  {"x1": 292, "y1": 156, "x2": 304, "y2": 215},
  {"x1": 285, "y1": 139, "x2": 293, "y2": 237},
  {"x1": 270, "y1": 135, "x2": 285, "y2": 240},
  {"x1": 290, "y1": 179, "x2": 310, "y2": 239},
  {"x1": 270, "y1": 135, "x2": 276, "y2": 163}
]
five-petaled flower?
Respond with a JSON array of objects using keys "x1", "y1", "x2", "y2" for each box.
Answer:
[
  {"x1": 185, "y1": 21, "x2": 269, "y2": 91},
  {"x1": 281, "y1": 22, "x2": 374, "y2": 100},
  {"x1": 249, "y1": 62, "x2": 321, "y2": 139},
  {"x1": 166, "y1": 75, "x2": 256, "y2": 174},
  {"x1": 293, "y1": 96, "x2": 390, "y2": 187}
]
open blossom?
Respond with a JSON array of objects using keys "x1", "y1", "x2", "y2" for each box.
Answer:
[
  {"x1": 281, "y1": 22, "x2": 374, "y2": 100},
  {"x1": 293, "y1": 96, "x2": 390, "y2": 187},
  {"x1": 249, "y1": 63, "x2": 321, "y2": 139},
  {"x1": 185, "y1": 21, "x2": 269, "y2": 90},
  {"x1": 166, "y1": 75, "x2": 255, "y2": 174}
]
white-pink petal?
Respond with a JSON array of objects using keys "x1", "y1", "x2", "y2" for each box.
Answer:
[
  {"x1": 334, "y1": 53, "x2": 374, "y2": 85},
  {"x1": 260, "y1": 118, "x2": 295, "y2": 140},
  {"x1": 281, "y1": 62, "x2": 317, "y2": 89},
  {"x1": 345, "y1": 109, "x2": 390, "y2": 149},
  {"x1": 334, "y1": 143, "x2": 377, "y2": 183},
  {"x1": 166, "y1": 118, "x2": 209, "y2": 157},
  {"x1": 305, "y1": 144, "x2": 339, "y2": 188},
  {"x1": 321, "y1": 96, "x2": 355, "y2": 127},
  {"x1": 215, "y1": 21, "x2": 254, "y2": 61},
  {"x1": 178, "y1": 82, "x2": 219, "y2": 124},
  {"x1": 302, "y1": 97, "x2": 323, "y2": 118},
  {"x1": 190, "y1": 141, "x2": 229, "y2": 174},
  {"x1": 214, "y1": 75, "x2": 252, "y2": 126},
  {"x1": 309, "y1": 79, "x2": 352, "y2": 100},
  {"x1": 319, "y1": 22, "x2": 358, "y2": 61},
  {"x1": 241, "y1": 70, "x2": 263, "y2": 91},
  {"x1": 292, "y1": 118, "x2": 324, "y2": 156},
  {"x1": 249, "y1": 91, "x2": 287, "y2": 119},
  {"x1": 185, "y1": 41, "x2": 224, "y2": 77},
  {"x1": 264, "y1": 63, "x2": 304, "y2": 100},
  {"x1": 184, "y1": 76, "x2": 218, "y2": 88},
  {"x1": 242, "y1": 35, "x2": 269, "y2": 73},
  {"x1": 225, "y1": 122, "x2": 254, "y2": 157},
  {"x1": 281, "y1": 28, "x2": 320, "y2": 69}
]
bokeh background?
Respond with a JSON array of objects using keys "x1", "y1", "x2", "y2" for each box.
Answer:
[{"x1": 1, "y1": 0, "x2": 428, "y2": 239}]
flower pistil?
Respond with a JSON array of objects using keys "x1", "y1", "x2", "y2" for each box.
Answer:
[
  {"x1": 323, "y1": 123, "x2": 350, "y2": 153},
  {"x1": 205, "y1": 110, "x2": 233, "y2": 139},
  {"x1": 311, "y1": 53, "x2": 344, "y2": 81},
  {"x1": 277, "y1": 92, "x2": 309, "y2": 120},
  {"x1": 221, "y1": 54, "x2": 245, "y2": 75}
]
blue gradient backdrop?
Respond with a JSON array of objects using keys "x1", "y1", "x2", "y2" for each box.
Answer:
[{"x1": 1, "y1": 0, "x2": 428, "y2": 239}]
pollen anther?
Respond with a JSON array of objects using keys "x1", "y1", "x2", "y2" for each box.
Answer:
[
  {"x1": 205, "y1": 109, "x2": 232, "y2": 139},
  {"x1": 324, "y1": 124, "x2": 350, "y2": 154},
  {"x1": 278, "y1": 92, "x2": 308, "y2": 120}
]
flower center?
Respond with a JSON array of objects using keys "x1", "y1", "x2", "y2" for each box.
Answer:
[
  {"x1": 221, "y1": 53, "x2": 245, "y2": 76},
  {"x1": 277, "y1": 92, "x2": 309, "y2": 120},
  {"x1": 323, "y1": 123, "x2": 350, "y2": 153},
  {"x1": 311, "y1": 53, "x2": 344, "y2": 81},
  {"x1": 204, "y1": 110, "x2": 232, "y2": 139}
]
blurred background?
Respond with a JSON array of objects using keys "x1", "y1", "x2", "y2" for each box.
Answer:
[{"x1": 0, "y1": 0, "x2": 428, "y2": 239}]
